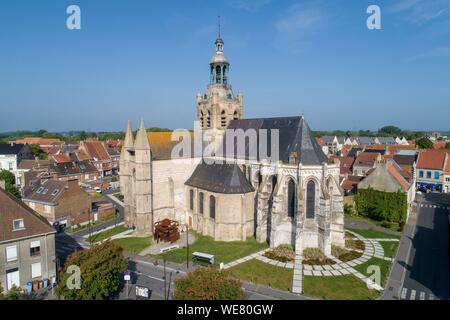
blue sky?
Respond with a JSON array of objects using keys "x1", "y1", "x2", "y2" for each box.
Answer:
[{"x1": 0, "y1": 0, "x2": 449, "y2": 132}]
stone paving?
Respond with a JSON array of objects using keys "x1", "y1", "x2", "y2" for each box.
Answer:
[{"x1": 223, "y1": 230, "x2": 400, "y2": 293}]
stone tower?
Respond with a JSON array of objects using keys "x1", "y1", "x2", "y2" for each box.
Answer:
[
  {"x1": 196, "y1": 33, "x2": 243, "y2": 132},
  {"x1": 119, "y1": 120, "x2": 134, "y2": 228},
  {"x1": 132, "y1": 119, "x2": 153, "y2": 236}
]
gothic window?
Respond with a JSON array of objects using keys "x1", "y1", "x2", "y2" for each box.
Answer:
[
  {"x1": 221, "y1": 110, "x2": 226, "y2": 128},
  {"x1": 223, "y1": 66, "x2": 227, "y2": 84},
  {"x1": 189, "y1": 189, "x2": 194, "y2": 210},
  {"x1": 206, "y1": 110, "x2": 211, "y2": 128},
  {"x1": 210, "y1": 195, "x2": 216, "y2": 219},
  {"x1": 233, "y1": 110, "x2": 239, "y2": 120},
  {"x1": 200, "y1": 111, "x2": 204, "y2": 128},
  {"x1": 210, "y1": 65, "x2": 214, "y2": 83},
  {"x1": 287, "y1": 179, "x2": 296, "y2": 218},
  {"x1": 199, "y1": 192, "x2": 204, "y2": 214},
  {"x1": 306, "y1": 180, "x2": 316, "y2": 219}
]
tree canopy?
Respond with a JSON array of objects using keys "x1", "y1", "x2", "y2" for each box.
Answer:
[
  {"x1": 378, "y1": 125, "x2": 402, "y2": 137},
  {"x1": 416, "y1": 137, "x2": 434, "y2": 149},
  {"x1": 174, "y1": 267, "x2": 245, "y2": 300},
  {"x1": 56, "y1": 241, "x2": 127, "y2": 300},
  {"x1": 0, "y1": 170, "x2": 21, "y2": 198}
]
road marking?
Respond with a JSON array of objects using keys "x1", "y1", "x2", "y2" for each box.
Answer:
[
  {"x1": 401, "y1": 288, "x2": 407, "y2": 299},
  {"x1": 419, "y1": 291, "x2": 425, "y2": 300},
  {"x1": 410, "y1": 289, "x2": 416, "y2": 300}
]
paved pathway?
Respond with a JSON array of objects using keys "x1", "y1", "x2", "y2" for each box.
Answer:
[{"x1": 223, "y1": 230, "x2": 398, "y2": 293}]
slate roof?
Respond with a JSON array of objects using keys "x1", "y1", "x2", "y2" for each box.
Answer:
[
  {"x1": 0, "y1": 143, "x2": 26, "y2": 155},
  {"x1": 0, "y1": 187, "x2": 55, "y2": 242},
  {"x1": 223, "y1": 116, "x2": 329, "y2": 165},
  {"x1": 393, "y1": 154, "x2": 416, "y2": 166},
  {"x1": 50, "y1": 160, "x2": 98, "y2": 177},
  {"x1": 355, "y1": 137, "x2": 376, "y2": 145},
  {"x1": 185, "y1": 162, "x2": 254, "y2": 194},
  {"x1": 376, "y1": 137, "x2": 396, "y2": 145},
  {"x1": 22, "y1": 179, "x2": 67, "y2": 205}
]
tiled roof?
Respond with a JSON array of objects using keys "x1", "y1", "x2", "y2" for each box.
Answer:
[
  {"x1": 50, "y1": 160, "x2": 98, "y2": 177},
  {"x1": 84, "y1": 141, "x2": 111, "y2": 161},
  {"x1": 15, "y1": 137, "x2": 61, "y2": 146},
  {"x1": 52, "y1": 154, "x2": 71, "y2": 163},
  {"x1": 354, "y1": 152, "x2": 380, "y2": 167},
  {"x1": 22, "y1": 179, "x2": 67, "y2": 205},
  {"x1": 0, "y1": 187, "x2": 55, "y2": 242},
  {"x1": 18, "y1": 159, "x2": 50, "y2": 170},
  {"x1": 147, "y1": 131, "x2": 195, "y2": 160},
  {"x1": 338, "y1": 156, "x2": 355, "y2": 175},
  {"x1": 416, "y1": 149, "x2": 449, "y2": 170}
]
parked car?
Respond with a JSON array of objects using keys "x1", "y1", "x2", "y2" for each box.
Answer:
[{"x1": 94, "y1": 187, "x2": 102, "y2": 194}]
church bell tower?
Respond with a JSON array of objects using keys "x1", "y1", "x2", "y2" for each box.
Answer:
[{"x1": 196, "y1": 19, "x2": 243, "y2": 132}]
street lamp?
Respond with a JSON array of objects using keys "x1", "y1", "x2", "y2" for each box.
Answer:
[{"x1": 184, "y1": 223, "x2": 189, "y2": 269}]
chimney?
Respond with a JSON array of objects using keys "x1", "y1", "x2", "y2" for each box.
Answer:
[{"x1": 0, "y1": 180, "x2": 5, "y2": 190}]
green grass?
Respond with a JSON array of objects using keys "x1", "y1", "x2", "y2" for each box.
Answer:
[
  {"x1": 348, "y1": 228, "x2": 401, "y2": 239},
  {"x1": 88, "y1": 225, "x2": 128, "y2": 243},
  {"x1": 354, "y1": 257, "x2": 391, "y2": 286},
  {"x1": 151, "y1": 232, "x2": 268, "y2": 264},
  {"x1": 229, "y1": 259, "x2": 293, "y2": 292},
  {"x1": 380, "y1": 241, "x2": 399, "y2": 258},
  {"x1": 348, "y1": 215, "x2": 400, "y2": 232},
  {"x1": 303, "y1": 275, "x2": 379, "y2": 300},
  {"x1": 112, "y1": 237, "x2": 152, "y2": 254}
]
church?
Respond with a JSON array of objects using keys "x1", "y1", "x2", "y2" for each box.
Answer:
[{"x1": 119, "y1": 33, "x2": 345, "y2": 255}]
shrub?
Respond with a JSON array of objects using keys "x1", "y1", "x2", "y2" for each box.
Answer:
[
  {"x1": 264, "y1": 244, "x2": 295, "y2": 262},
  {"x1": 174, "y1": 267, "x2": 245, "y2": 300},
  {"x1": 302, "y1": 248, "x2": 336, "y2": 265},
  {"x1": 380, "y1": 220, "x2": 391, "y2": 229},
  {"x1": 331, "y1": 245, "x2": 362, "y2": 262},
  {"x1": 398, "y1": 221, "x2": 405, "y2": 232},
  {"x1": 355, "y1": 187, "x2": 407, "y2": 224},
  {"x1": 0, "y1": 285, "x2": 26, "y2": 300},
  {"x1": 344, "y1": 203, "x2": 355, "y2": 216}
]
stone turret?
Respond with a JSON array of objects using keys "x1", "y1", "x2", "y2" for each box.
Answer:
[
  {"x1": 133, "y1": 118, "x2": 153, "y2": 236},
  {"x1": 119, "y1": 120, "x2": 134, "y2": 228}
]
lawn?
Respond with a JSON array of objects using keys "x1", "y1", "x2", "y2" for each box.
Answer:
[
  {"x1": 152, "y1": 232, "x2": 268, "y2": 264},
  {"x1": 348, "y1": 228, "x2": 401, "y2": 240},
  {"x1": 303, "y1": 275, "x2": 379, "y2": 300},
  {"x1": 354, "y1": 257, "x2": 391, "y2": 286},
  {"x1": 347, "y1": 215, "x2": 401, "y2": 232},
  {"x1": 380, "y1": 241, "x2": 399, "y2": 258},
  {"x1": 112, "y1": 237, "x2": 152, "y2": 254},
  {"x1": 89, "y1": 225, "x2": 128, "y2": 243},
  {"x1": 229, "y1": 259, "x2": 293, "y2": 292}
]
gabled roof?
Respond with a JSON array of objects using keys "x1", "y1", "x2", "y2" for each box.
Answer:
[
  {"x1": 376, "y1": 137, "x2": 396, "y2": 145},
  {"x1": 15, "y1": 137, "x2": 61, "y2": 146},
  {"x1": 338, "y1": 156, "x2": 355, "y2": 175},
  {"x1": 356, "y1": 137, "x2": 376, "y2": 145},
  {"x1": 393, "y1": 154, "x2": 416, "y2": 166},
  {"x1": 416, "y1": 149, "x2": 449, "y2": 170},
  {"x1": 22, "y1": 179, "x2": 67, "y2": 205},
  {"x1": 358, "y1": 162, "x2": 410, "y2": 192},
  {"x1": 224, "y1": 116, "x2": 329, "y2": 165},
  {"x1": 83, "y1": 140, "x2": 111, "y2": 161},
  {"x1": 185, "y1": 162, "x2": 254, "y2": 194},
  {"x1": 0, "y1": 143, "x2": 27, "y2": 155},
  {"x1": 146, "y1": 131, "x2": 195, "y2": 160},
  {"x1": 18, "y1": 159, "x2": 50, "y2": 170},
  {"x1": 354, "y1": 152, "x2": 380, "y2": 167},
  {"x1": 0, "y1": 187, "x2": 55, "y2": 242},
  {"x1": 50, "y1": 160, "x2": 98, "y2": 177},
  {"x1": 321, "y1": 136, "x2": 336, "y2": 144}
]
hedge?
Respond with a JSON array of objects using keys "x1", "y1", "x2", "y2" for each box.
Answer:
[{"x1": 354, "y1": 187, "x2": 407, "y2": 224}]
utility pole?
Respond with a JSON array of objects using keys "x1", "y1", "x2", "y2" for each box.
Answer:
[
  {"x1": 186, "y1": 224, "x2": 189, "y2": 269},
  {"x1": 163, "y1": 257, "x2": 167, "y2": 300}
]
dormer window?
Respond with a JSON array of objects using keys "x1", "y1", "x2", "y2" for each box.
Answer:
[{"x1": 13, "y1": 219, "x2": 25, "y2": 231}]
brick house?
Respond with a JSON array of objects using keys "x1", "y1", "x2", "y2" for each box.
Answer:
[
  {"x1": 22, "y1": 179, "x2": 92, "y2": 230},
  {"x1": 353, "y1": 152, "x2": 383, "y2": 177},
  {"x1": 0, "y1": 186, "x2": 56, "y2": 292},
  {"x1": 79, "y1": 140, "x2": 113, "y2": 177}
]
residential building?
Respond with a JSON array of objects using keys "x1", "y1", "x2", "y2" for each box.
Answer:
[
  {"x1": 22, "y1": 179, "x2": 92, "y2": 230},
  {"x1": 352, "y1": 152, "x2": 383, "y2": 176},
  {"x1": 0, "y1": 143, "x2": 34, "y2": 187},
  {"x1": 14, "y1": 137, "x2": 61, "y2": 154},
  {"x1": 416, "y1": 149, "x2": 450, "y2": 193},
  {"x1": 0, "y1": 186, "x2": 56, "y2": 292},
  {"x1": 80, "y1": 140, "x2": 113, "y2": 177},
  {"x1": 358, "y1": 161, "x2": 415, "y2": 217}
]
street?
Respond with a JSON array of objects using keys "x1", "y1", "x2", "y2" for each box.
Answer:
[{"x1": 385, "y1": 193, "x2": 450, "y2": 300}]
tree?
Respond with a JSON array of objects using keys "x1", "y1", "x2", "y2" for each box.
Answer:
[
  {"x1": 56, "y1": 241, "x2": 127, "y2": 300},
  {"x1": 416, "y1": 138, "x2": 433, "y2": 149},
  {"x1": 446, "y1": 142, "x2": 450, "y2": 150},
  {"x1": 0, "y1": 285, "x2": 26, "y2": 300},
  {"x1": 378, "y1": 125, "x2": 402, "y2": 137},
  {"x1": 174, "y1": 267, "x2": 245, "y2": 300},
  {"x1": 0, "y1": 170, "x2": 21, "y2": 198},
  {"x1": 29, "y1": 144, "x2": 48, "y2": 160}
]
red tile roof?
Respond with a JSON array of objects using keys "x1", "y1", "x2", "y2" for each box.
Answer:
[
  {"x1": 338, "y1": 156, "x2": 355, "y2": 175},
  {"x1": 52, "y1": 154, "x2": 71, "y2": 163},
  {"x1": 417, "y1": 149, "x2": 449, "y2": 170},
  {"x1": 354, "y1": 152, "x2": 380, "y2": 167},
  {"x1": 386, "y1": 162, "x2": 410, "y2": 190},
  {"x1": 83, "y1": 141, "x2": 110, "y2": 161}
]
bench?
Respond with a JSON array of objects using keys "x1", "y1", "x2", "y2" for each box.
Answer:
[
  {"x1": 159, "y1": 245, "x2": 179, "y2": 253},
  {"x1": 192, "y1": 252, "x2": 215, "y2": 265}
]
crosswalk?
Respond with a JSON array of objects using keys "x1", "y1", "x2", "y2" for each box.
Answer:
[
  {"x1": 419, "y1": 203, "x2": 450, "y2": 211},
  {"x1": 400, "y1": 287, "x2": 436, "y2": 300}
]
